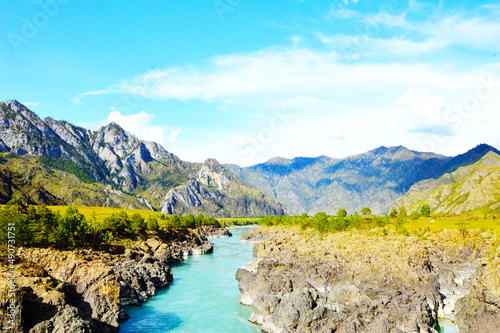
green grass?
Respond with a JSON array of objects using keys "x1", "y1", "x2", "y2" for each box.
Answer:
[
  {"x1": 46, "y1": 205, "x2": 164, "y2": 224},
  {"x1": 41, "y1": 206, "x2": 263, "y2": 227},
  {"x1": 217, "y1": 217, "x2": 262, "y2": 226},
  {"x1": 401, "y1": 214, "x2": 500, "y2": 235}
]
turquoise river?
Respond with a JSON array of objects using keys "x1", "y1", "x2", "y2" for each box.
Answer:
[
  {"x1": 120, "y1": 226, "x2": 456, "y2": 333},
  {"x1": 120, "y1": 226, "x2": 260, "y2": 333}
]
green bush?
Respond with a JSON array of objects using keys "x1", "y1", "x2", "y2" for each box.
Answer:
[
  {"x1": 420, "y1": 204, "x2": 431, "y2": 218},
  {"x1": 410, "y1": 211, "x2": 421, "y2": 220}
]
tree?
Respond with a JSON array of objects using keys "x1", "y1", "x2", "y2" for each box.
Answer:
[
  {"x1": 184, "y1": 214, "x2": 196, "y2": 228},
  {"x1": 146, "y1": 216, "x2": 159, "y2": 232},
  {"x1": 171, "y1": 215, "x2": 182, "y2": 229},
  {"x1": 28, "y1": 205, "x2": 58, "y2": 246},
  {"x1": 398, "y1": 206, "x2": 407, "y2": 221},
  {"x1": 313, "y1": 212, "x2": 329, "y2": 233},
  {"x1": 101, "y1": 211, "x2": 131, "y2": 237},
  {"x1": 195, "y1": 213, "x2": 204, "y2": 226},
  {"x1": 55, "y1": 207, "x2": 88, "y2": 248},
  {"x1": 130, "y1": 213, "x2": 146, "y2": 235},
  {"x1": 300, "y1": 213, "x2": 310, "y2": 230},
  {"x1": 410, "y1": 211, "x2": 420, "y2": 220},
  {"x1": 351, "y1": 211, "x2": 360, "y2": 229},
  {"x1": 420, "y1": 204, "x2": 431, "y2": 218},
  {"x1": 390, "y1": 207, "x2": 398, "y2": 219},
  {"x1": 361, "y1": 207, "x2": 372, "y2": 216},
  {"x1": 337, "y1": 208, "x2": 347, "y2": 219}
]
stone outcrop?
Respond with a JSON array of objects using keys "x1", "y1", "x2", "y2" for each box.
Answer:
[
  {"x1": 236, "y1": 227, "x2": 499, "y2": 333},
  {"x1": 454, "y1": 254, "x2": 500, "y2": 333},
  {"x1": 0, "y1": 226, "x2": 230, "y2": 332}
]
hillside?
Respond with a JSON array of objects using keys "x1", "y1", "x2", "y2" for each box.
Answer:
[
  {"x1": 394, "y1": 151, "x2": 500, "y2": 214},
  {"x1": 0, "y1": 100, "x2": 285, "y2": 217}
]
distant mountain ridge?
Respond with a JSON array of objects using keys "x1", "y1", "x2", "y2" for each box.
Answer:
[
  {"x1": 0, "y1": 100, "x2": 286, "y2": 217},
  {"x1": 226, "y1": 144, "x2": 500, "y2": 215}
]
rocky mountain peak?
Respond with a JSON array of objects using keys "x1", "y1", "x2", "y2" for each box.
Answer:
[
  {"x1": 382, "y1": 145, "x2": 417, "y2": 159},
  {"x1": 266, "y1": 157, "x2": 291, "y2": 165},
  {"x1": 474, "y1": 150, "x2": 500, "y2": 167},
  {"x1": 4, "y1": 99, "x2": 23, "y2": 109},
  {"x1": 202, "y1": 158, "x2": 225, "y2": 172},
  {"x1": 143, "y1": 141, "x2": 174, "y2": 161},
  {"x1": 466, "y1": 143, "x2": 499, "y2": 156},
  {"x1": 96, "y1": 122, "x2": 130, "y2": 144},
  {"x1": 368, "y1": 146, "x2": 389, "y2": 155},
  {"x1": 197, "y1": 159, "x2": 231, "y2": 189}
]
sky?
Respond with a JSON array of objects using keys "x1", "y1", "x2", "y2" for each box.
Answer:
[{"x1": 1, "y1": 0, "x2": 500, "y2": 166}]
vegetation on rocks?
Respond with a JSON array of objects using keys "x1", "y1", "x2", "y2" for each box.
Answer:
[{"x1": 238, "y1": 211, "x2": 500, "y2": 333}]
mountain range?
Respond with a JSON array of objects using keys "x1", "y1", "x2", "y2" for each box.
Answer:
[
  {"x1": 225, "y1": 143, "x2": 500, "y2": 215},
  {"x1": 1, "y1": 99, "x2": 499, "y2": 216},
  {"x1": 0, "y1": 100, "x2": 285, "y2": 217}
]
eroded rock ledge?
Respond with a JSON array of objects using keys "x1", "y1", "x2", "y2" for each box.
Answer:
[
  {"x1": 237, "y1": 227, "x2": 500, "y2": 333},
  {"x1": 0, "y1": 226, "x2": 231, "y2": 333}
]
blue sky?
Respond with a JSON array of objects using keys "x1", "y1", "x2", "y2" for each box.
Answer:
[{"x1": 2, "y1": 0, "x2": 500, "y2": 166}]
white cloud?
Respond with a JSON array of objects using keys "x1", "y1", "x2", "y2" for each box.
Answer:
[
  {"x1": 328, "y1": 7, "x2": 361, "y2": 19},
  {"x1": 324, "y1": 7, "x2": 500, "y2": 57},
  {"x1": 72, "y1": 90, "x2": 109, "y2": 104},
  {"x1": 77, "y1": 47, "x2": 493, "y2": 106},
  {"x1": 393, "y1": 88, "x2": 451, "y2": 135},
  {"x1": 317, "y1": 33, "x2": 445, "y2": 57},
  {"x1": 70, "y1": 5, "x2": 500, "y2": 166},
  {"x1": 325, "y1": 129, "x2": 346, "y2": 140},
  {"x1": 107, "y1": 110, "x2": 181, "y2": 144},
  {"x1": 377, "y1": 14, "x2": 500, "y2": 50},
  {"x1": 167, "y1": 128, "x2": 182, "y2": 143},
  {"x1": 23, "y1": 102, "x2": 39, "y2": 107}
]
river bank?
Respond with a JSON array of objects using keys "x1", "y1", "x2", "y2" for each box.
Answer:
[
  {"x1": 237, "y1": 226, "x2": 500, "y2": 333},
  {"x1": 0, "y1": 226, "x2": 230, "y2": 332}
]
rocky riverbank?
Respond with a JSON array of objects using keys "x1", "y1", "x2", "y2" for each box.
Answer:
[
  {"x1": 0, "y1": 226, "x2": 231, "y2": 333},
  {"x1": 237, "y1": 227, "x2": 500, "y2": 333}
]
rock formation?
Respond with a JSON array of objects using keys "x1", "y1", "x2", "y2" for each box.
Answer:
[
  {"x1": 0, "y1": 226, "x2": 230, "y2": 332},
  {"x1": 237, "y1": 227, "x2": 500, "y2": 333}
]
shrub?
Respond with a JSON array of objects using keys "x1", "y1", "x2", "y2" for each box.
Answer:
[
  {"x1": 420, "y1": 204, "x2": 431, "y2": 218},
  {"x1": 410, "y1": 211, "x2": 420, "y2": 220}
]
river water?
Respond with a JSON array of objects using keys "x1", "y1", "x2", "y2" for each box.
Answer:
[
  {"x1": 120, "y1": 226, "x2": 260, "y2": 333},
  {"x1": 120, "y1": 226, "x2": 457, "y2": 333}
]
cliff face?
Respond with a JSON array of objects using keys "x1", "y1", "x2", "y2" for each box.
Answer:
[
  {"x1": 454, "y1": 254, "x2": 500, "y2": 333},
  {"x1": 0, "y1": 226, "x2": 230, "y2": 332},
  {"x1": 236, "y1": 227, "x2": 498, "y2": 333}
]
